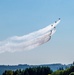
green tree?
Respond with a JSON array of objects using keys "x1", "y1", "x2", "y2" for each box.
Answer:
[
  {"x1": 13, "y1": 69, "x2": 22, "y2": 75},
  {"x1": 24, "y1": 69, "x2": 29, "y2": 75},
  {"x1": 6, "y1": 70, "x2": 13, "y2": 75}
]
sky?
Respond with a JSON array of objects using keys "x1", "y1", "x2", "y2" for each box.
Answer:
[{"x1": 0, "y1": 0, "x2": 74, "y2": 65}]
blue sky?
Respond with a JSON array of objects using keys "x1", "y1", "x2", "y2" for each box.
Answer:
[{"x1": 0, "y1": 0, "x2": 74, "y2": 65}]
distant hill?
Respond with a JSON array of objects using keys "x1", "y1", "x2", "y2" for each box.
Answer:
[{"x1": 0, "y1": 63, "x2": 72, "y2": 75}]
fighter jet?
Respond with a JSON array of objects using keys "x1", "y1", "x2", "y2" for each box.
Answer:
[
  {"x1": 59, "y1": 18, "x2": 60, "y2": 20},
  {"x1": 54, "y1": 27, "x2": 56, "y2": 29},
  {"x1": 55, "y1": 21, "x2": 57, "y2": 23},
  {"x1": 55, "y1": 18, "x2": 60, "y2": 23},
  {"x1": 50, "y1": 30, "x2": 52, "y2": 32}
]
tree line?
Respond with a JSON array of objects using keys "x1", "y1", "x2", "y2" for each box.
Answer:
[
  {"x1": 2, "y1": 65, "x2": 74, "y2": 75},
  {"x1": 2, "y1": 66, "x2": 52, "y2": 75}
]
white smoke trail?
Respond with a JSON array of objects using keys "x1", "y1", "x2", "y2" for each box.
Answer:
[{"x1": 0, "y1": 20, "x2": 60, "y2": 53}]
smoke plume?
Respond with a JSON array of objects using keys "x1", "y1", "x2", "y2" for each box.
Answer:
[{"x1": 0, "y1": 20, "x2": 60, "y2": 53}]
